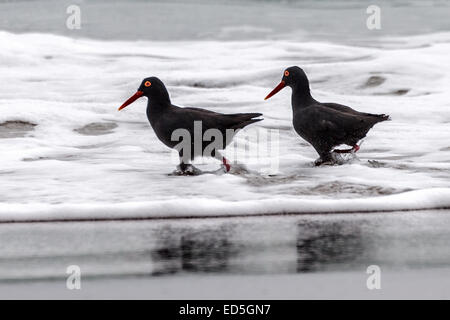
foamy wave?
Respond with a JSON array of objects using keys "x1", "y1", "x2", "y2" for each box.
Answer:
[
  {"x1": 0, "y1": 31, "x2": 449, "y2": 209},
  {"x1": 0, "y1": 188, "x2": 448, "y2": 222}
]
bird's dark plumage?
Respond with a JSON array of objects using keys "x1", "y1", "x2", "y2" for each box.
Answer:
[
  {"x1": 265, "y1": 66, "x2": 389, "y2": 164},
  {"x1": 119, "y1": 77, "x2": 262, "y2": 172}
]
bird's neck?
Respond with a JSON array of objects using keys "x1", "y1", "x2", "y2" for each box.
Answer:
[
  {"x1": 291, "y1": 84, "x2": 315, "y2": 110},
  {"x1": 146, "y1": 89, "x2": 171, "y2": 111},
  {"x1": 146, "y1": 96, "x2": 172, "y2": 121}
]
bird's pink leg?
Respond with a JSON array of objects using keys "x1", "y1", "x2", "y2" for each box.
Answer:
[
  {"x1": 214, "y1": 151, "x2": 231, "y2": 172},
  {"x1": 222, "y1": 157, "x2": 231, "y2": 172}
]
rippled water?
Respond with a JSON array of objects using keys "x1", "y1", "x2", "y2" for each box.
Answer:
[{"x1": 1, "y1": 0, "x2": 449, "y2": 42}]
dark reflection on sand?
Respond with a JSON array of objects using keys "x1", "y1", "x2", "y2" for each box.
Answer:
[{"x1": 296, "y1": 220, "x2": 365, "y2": 272}]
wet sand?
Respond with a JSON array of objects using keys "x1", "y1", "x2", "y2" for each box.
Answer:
[{"x1": 0, "y1": 210, "x2": 449, "y2": 299}]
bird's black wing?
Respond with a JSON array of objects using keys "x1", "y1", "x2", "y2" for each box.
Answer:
[
  {"x1": 323, "y1": 102, "x2": 390, "y2": 120},
  {"x1": 182, "y1": 107, "x2": 222, "y2": 115},
  {"x1": 298, "y1": 105, "x2": 384, "y2": 146},
  {"x1": 157, "y1": 106, "x2": 261, "y2": 151},
  {"x1": 179, "y1": 107, "x2": 262, "y2": 130}
]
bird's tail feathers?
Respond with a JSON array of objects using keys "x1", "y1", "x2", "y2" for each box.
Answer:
[
  {"x1": 231, "y1": 117, "x2": 263, "y2": 130},
  {"x1": 379, "y1": 114, "x2": 391, "y2": 121},
  {"x1": 229, "y1": 112, "x2": 263, "y2": 120}
]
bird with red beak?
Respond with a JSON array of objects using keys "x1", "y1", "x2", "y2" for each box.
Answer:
[
  {"x1": 265, "y1": 66, "x2": 390, "y2": 165},
  {"x1": 118, "y1": 77, "x2": 263, "y2": 175}
]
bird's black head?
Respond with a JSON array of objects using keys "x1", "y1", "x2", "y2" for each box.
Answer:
[
  {"x1": 137, "y1": 77, "x2": 167, "y2": 97},
  {"x1": 281, "y1": 66, "x2": 309, "y2": 87},
  {"x1": 264, "y1": 66, "x2": 310, "y2": 100},
  {"x1": 118, "y1": 76, "x2": 170, "y2": 111}
]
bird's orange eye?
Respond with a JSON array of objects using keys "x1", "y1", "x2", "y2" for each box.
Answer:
[
  {"x1": 284, "y1": 70, "x2": 290, "y2": 77},
  {"x1": 144, "y1": 81, "x2": 151, "y2": 87}
]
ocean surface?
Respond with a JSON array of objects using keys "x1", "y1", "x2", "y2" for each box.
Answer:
[{"x1": 0, "y1": 0, "x2": 449, "y2": 298}]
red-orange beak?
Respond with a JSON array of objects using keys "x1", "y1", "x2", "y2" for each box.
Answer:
[
  {"x1": 264, "y1": 81, "x2": 286, "y2": 100},
  {"x1": 118, "y1": 91, "x2": 144, "y2": 111}
]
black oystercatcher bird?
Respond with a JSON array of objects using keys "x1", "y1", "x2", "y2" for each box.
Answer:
[
  {"x1": 118, "y1": 77, "x2": 262, "y2": 174},
  {"x1": 265, "y1": 66, "x2": 390, "y2": 165}
]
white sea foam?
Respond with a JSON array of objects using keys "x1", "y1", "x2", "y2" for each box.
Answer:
[
  {"x1": 0, "y1": 188, "x2": 449, "y2": 222},
  {"x1": 0, "y1": 31, "x2": 449, "y2": 219}
]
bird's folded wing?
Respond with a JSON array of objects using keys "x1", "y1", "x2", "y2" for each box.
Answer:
[{"x1": 301, "y1": 106, "x2": 375, "y2": 139}]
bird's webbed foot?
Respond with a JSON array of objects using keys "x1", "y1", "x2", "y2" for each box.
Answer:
[
  {"x1": 171, "y1": 163, "x2": 203, "y2": 176},
  {"x1": 314, "y1": 157, "x2": 334, "y2": 166}
]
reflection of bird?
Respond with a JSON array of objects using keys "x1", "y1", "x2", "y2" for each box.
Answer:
[
  {"x1": 265, "y1": 66, "x2": 390, "y2": 165},
  {"x1": 118, "y1": 77, "x2": 262, "y2": 174}
]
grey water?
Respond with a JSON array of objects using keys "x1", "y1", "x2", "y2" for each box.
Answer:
[{"x1": 0, "y1": 0, "x2": 449, "y2": 44}]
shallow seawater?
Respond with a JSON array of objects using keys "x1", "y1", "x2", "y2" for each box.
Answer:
[
  {"x1": 0, "y1": 31, "x2": 449, "y2": 208},
  {"x1": 0, "y1": 0, "x2": 449, "y2": 214},
  {"x1": 74, "y1": 122, "x2": 118, "y2": 136},
  {"x1": 0, "y1": 121, "x2": 36, "y2": 139}
]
